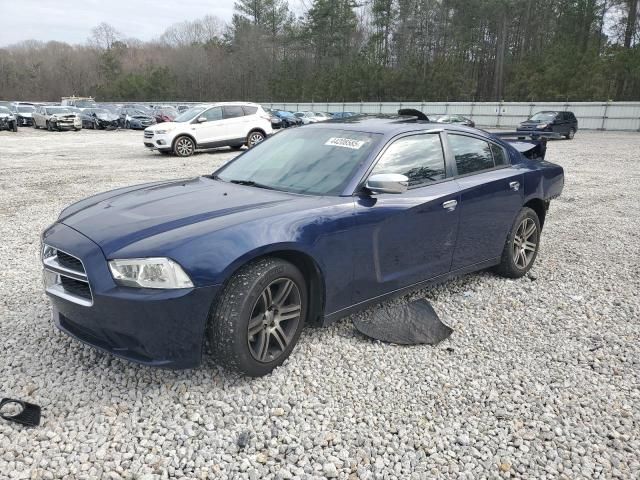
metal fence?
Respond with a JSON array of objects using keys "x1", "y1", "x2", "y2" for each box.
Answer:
[{"x1": 262, "y1": 101, "x2": 640, "y2": 131}]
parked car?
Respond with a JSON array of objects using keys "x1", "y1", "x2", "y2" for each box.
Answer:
[
  {"x1": 294, "y1": 111, "x2": 327, "y2": 124},
  {"x1": 271, "y1": 110, "x2": 303, "y2": 127},
  {"x1": 0, "y1": 106, "x2": 18, "y2": 132},
  {"x1": 330, "y1": 112, "x2": 358, "y2": 119},
  {"x1": 119, "y1": 107, "x2": 156, "y2": 129},
  {"x1": 80, "y1": 108, "x2": 120, "y2": 129},
  {"x1": 0, "y1": 101, "x2": 14, "y2": 109},
  {"x1": 12, "y1": 103, "x2": 36, "y2": 127},
  {"x1": 517, "y1": 111, "x2": 578, "y2": 139},
  {"x1": 152, "y1": 106, "x2": 178, "y2": 123},
  {"x1": 143, "y1": 102, "x2": 274, "y2": 156},
  {"x1": 32, "y1": 106, "x2": 81, "y2": 131},
  {"x1": 434, "y1": 114, "x2": 475, "y2": 128},
  {"x1": 42, "y1": 116, "x2": 564, "y2": 376}
]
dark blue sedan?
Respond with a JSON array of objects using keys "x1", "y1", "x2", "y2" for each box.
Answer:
[{"x1": 42, "y1": 116, "x2": 564, "y2": 376}]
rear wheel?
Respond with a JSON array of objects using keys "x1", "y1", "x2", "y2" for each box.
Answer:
[
  {"x1": 565, "y1": 128, "x2": 575, "y2": 140},
  {"x1": 209, "y1": 257, "x2": 307, "y2": 377},
  {"x1": 247, "y1": 130, "x2": 265, "y2": 148},
  {"x1": 495, "y1": 207, "x2": 541, "y2": 278},
  {"x1": 46, "y1": 121, "x2": 53, "y2": 131},
  {"x1": 125, "y1": 120, "x2": 131, "y2": 129},
  {"x1": 173, "y1": 136, "x2": 195, "y2": 157}
]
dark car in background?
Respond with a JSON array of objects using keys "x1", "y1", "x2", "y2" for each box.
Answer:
[
  {"x1": 152, "y1": 106, "x2": 178, "y2": 123},
  {"x1": 119, "y1": 107, "x2": 156, "y2": 129},
  {"x1": 271, "y1": 110, "x2": 303, "y2": 127},
  {"x1": 330, "y1": 112, "x2": 358, "y2": 119},
  {"x1": 42, "y1": 116, "x2": 564, "y2": 376},
  {"x1": 80, "y1": 108, "x2": 120, "y2": 129},
  {"x1": 12, "y1": 103, "x2": 36, "y2": 126},
  {"x1": 517, "y1": 111, "x2": 578, "y2": 139},
  {"x1": 434, "y1": 114, "x2": 475, "y2": 128},
  {"x1": 0, "y1": 106, "x2": 18, "y2": 132}
]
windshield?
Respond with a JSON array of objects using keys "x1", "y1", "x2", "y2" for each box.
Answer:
[
  {"x1": 529, "y1": 112, "x2": 557, "y2": 122},
  {"x1": 174, "y1": 106, "x2": 207, "y2": 123},
  {"x1": 216, "y1": 128, "x2": 381, "y2": 195},
  {"x1": 277, "y1": 111, "x2": 294, "y2": 118},
  {"x1": 46, "y1": 107, "x2": 73, "y2": 115},
  {"x1": 74, "y1": 101, "x2": 96, "y2": 108},
  {"x1": 0, "y1": 107, "x2": 11, "y2": 114},
  {"x1": 18, "y1": 105, "x2": 35, "y2": 113}
]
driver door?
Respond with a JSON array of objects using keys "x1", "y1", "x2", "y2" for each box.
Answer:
[
  {"x1": 191, "y1": 107, "x2": 224, "y2": 146},
  {"x1": 352, "y1": 132, "x2": 460, "y2": 302}
]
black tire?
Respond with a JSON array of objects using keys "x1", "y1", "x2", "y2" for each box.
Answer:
[
  {"x1": 495, "y1": 207, "x2": 541, "y2": 278},
  {"x1": 173, "y1": 135, "x2": 196, "y2": 157},
  {"x1": 12, "y1": 122, "x2": 18, "y2": 132},
  {"x1": 246, "y1": 130, "x2": 265, "y2": 148},
  {"x1": 209, "y1": 257, "x2": 307, "y2": 377},
  {"x1": 33, "y1": 122, "x2": 39, "y2": 129},
  {"x1": 125, "y1": 120, "x2": 130, "y2": 129},
  {"x1": 565, "y1": 128, "x2": 575, "y2": 140},
  {"x1": 46, "y1": 121, "x2": 52, "y2": 131}
]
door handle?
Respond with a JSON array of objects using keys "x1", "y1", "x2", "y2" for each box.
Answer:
[
  {"x1": 509, "y1": 181, "x2": 520, "y2": 191},
  {"x1": 442, "y1": 200, "x2": 458, "y2": 211}
]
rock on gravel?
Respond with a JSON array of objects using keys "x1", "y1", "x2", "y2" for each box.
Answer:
[{"x1": 0, "y1": 129, "x2": 639, "y2": 479}]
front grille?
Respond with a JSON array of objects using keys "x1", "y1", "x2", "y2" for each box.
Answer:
[
  {"x1": 56, "y1": 251, "x2": 85, "y2": 273},
  {"x1": 60, "y1": 276, "x2": 92, "y2": 300},
  {"x1": 144, "y1": 131, "x2": 154, "y2": 138},
  {"x1": 43, "y1": 245, "x2": 93, "y2": 306}
]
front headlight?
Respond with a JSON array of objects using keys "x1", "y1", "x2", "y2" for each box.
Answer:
[
  {"x1": 155, "y1": 127, "x2": 173, "y2": 134},
  {"x1": 108, "y1": 258, "x2": 193, "y2": 289},
  {"x1": 535, "y1": 123, "x2": 548, "y2": 129}
]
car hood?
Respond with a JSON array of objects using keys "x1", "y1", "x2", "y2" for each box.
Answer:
[
  {"x1": 0, "y1": 113, "x2": 14, "y2": 119},
  {"x1": 147, "y1": 121, "x2": 180, "y2": 131},
  {"x1": 60, "y1": 176, "x2": 299, "y2": 256},
  {"x1": 17, "y1": 112, "x2": 33, "y2": 117},
  {"x1": 97, "y1": 113, "x2": 119, "y2": 121}
]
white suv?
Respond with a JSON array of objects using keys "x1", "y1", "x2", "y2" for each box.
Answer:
[{"x1": 143, "y1": 102, "x2": 274, "y2": 157}]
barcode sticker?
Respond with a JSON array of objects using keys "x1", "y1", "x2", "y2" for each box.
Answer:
[{"x1": 324, "y1": 137, "x2": 366, "y2": 149}]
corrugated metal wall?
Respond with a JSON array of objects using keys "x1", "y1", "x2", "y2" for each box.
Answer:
[{"x1": 262, "y1": 102, "x2": 640, "y2": 131}]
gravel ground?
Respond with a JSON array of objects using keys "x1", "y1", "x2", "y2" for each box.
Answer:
[{"x1": 0, "y1": 128, "x2": 639, "y2": 479}]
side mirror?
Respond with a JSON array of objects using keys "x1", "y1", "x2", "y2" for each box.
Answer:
[
  {"x1": 197, "y1": 116, "x2": 207, "y2": 123},
  {"x1": 365, "y1": 173, "x2": 409, "y2": 194}
]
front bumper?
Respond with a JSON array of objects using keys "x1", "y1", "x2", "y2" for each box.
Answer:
[
  {"x1": 143, "y1": 131, "x2": 172, "y2": 150},
  {"x1": 42, "y1": 223, "x2": 220, "y2": 369},
  {"x1": 97, "y1": 119, "x2": 119, "y2": 129},
  {"x1": 17, "y1": 116, "x2": 33, "y2": 126}
]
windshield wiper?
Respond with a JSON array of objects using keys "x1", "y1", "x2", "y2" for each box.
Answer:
[{"x1": 227, "y1": 179, "x2": 277, "y2": 191}]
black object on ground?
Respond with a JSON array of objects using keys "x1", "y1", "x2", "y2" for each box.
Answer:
[
  {"x1": 353, "y1": 298, "x2": 452, "y2": 345},
  {"x1": 0, "y1": 398, "x2": 41, "y2": 427}
]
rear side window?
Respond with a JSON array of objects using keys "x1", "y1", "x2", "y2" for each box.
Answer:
[
  {"x1": 490, "y1": 143, "x2": 509, "y2": 166},
  {"x1": 448, "y1": 134, "x2": 494, "y2": 175},
  {"x1": 372, "y1": 134, "x2": 446, "y2": 188},
  {"x1": 223, "y1": 106, "x2": 244, "y2": 119},
  {"x1": 242, "y1": 106, "x2": 258, "y2": 116}
]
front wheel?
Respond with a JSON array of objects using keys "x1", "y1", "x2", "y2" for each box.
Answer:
[
  {"x1": 12, "y1": 122, "x2": 18, "y2": 132},
  {"x1": 173, "y1": 136, "x2": 195, "y2": 157},
  {"x1": 209, "y1": 257, "x2": 307, "y2": 377},
  {"x1": 125, "y1": 120, "x2": 130, "y2": 129},
  {"x1": 565, "y1": 128, "x2": 575, "y2": 140},
  {"x1": 495, "y1": 207, "x2": 541, "y2": 278},
  {"x1": 247, "y1": 130, "x2": 265, "y2": 148},
  {"x1": 47, "y1": 121, "x2": 53, "y2": 131}
]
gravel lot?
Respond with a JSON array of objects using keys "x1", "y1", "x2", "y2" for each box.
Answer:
[{"x1": 0, "y1": 128, "x2": 639, "y2": 479}]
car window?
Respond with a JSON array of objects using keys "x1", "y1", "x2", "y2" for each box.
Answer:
[
  {"x1": 490, "y1": 143, "x2": 508, "y2": 166},
  {"x1": 448, "y1": 134, "x2": 495, "y2": 176},
  {"x1": 216, "y1": 128, "x2": 382, "y2": 196},
  {"x1": 201, "y1": 107, "x2": 223, "y2": 122},
  {"x1": 371, "y1": 134, "x2": 446, "y2": 188},
  {"x1": 223, "y1": 106, "x2": 244, "y2": 119},
  {"x1": 242, "y1": 106, "x2": 258, "y2": 115}
]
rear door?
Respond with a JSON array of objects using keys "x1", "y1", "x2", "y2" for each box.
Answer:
[
  {"x1": 222, "y1": 105, "x2": 246, "y2": 143},
  {"x1": 446, "y1": 133, "x2": 523, "y2": 270},
  {"x1": 352, "y1": 132, "x2": 460, "y2": 301}
]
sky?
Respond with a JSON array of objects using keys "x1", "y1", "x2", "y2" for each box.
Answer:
[{"x1": 0, "y1": 0, "x2": 305, "y2": 47}]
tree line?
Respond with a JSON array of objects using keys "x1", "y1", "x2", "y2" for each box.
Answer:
[{"x1": 0, "y1": 0, "x2": 638, "y2": 103}]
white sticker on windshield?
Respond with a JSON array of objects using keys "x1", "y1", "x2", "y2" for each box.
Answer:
[{"x1": 325, "y1": 137, "x2": 366, "y2": 150}]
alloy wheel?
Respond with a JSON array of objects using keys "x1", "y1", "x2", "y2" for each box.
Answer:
[
  {"x1": 512, "y1": 218, "x2": 538, "y2": 269},
  {"x1": 248, "y1": 132, "x2": 264, "y2": 147},
  {"x1": 247, "y1": 278, "x2": 302, "y2": 363},
  {"x1": 175, "y1": 137, "x2": 194, "y2": 156}
]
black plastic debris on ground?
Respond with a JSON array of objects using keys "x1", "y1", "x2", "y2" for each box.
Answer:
[
  {"x1": 353, "y1": 298, "x2": 452, "y2": 345},
  {"x1": 0, "y1": 398, "x2": 41, "y2": 427}
]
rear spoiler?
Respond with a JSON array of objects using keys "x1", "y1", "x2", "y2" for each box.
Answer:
[
  {"x1": 490, "y1": 131, "x2": 556, "y2": 161},
  {"x1": 398, "y1": 109, "x2": 430, "y2": 121}
]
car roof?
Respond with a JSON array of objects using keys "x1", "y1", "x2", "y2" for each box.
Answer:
[{"x1": 303, "y1": 114, "x2": 487, "y2": 137}]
